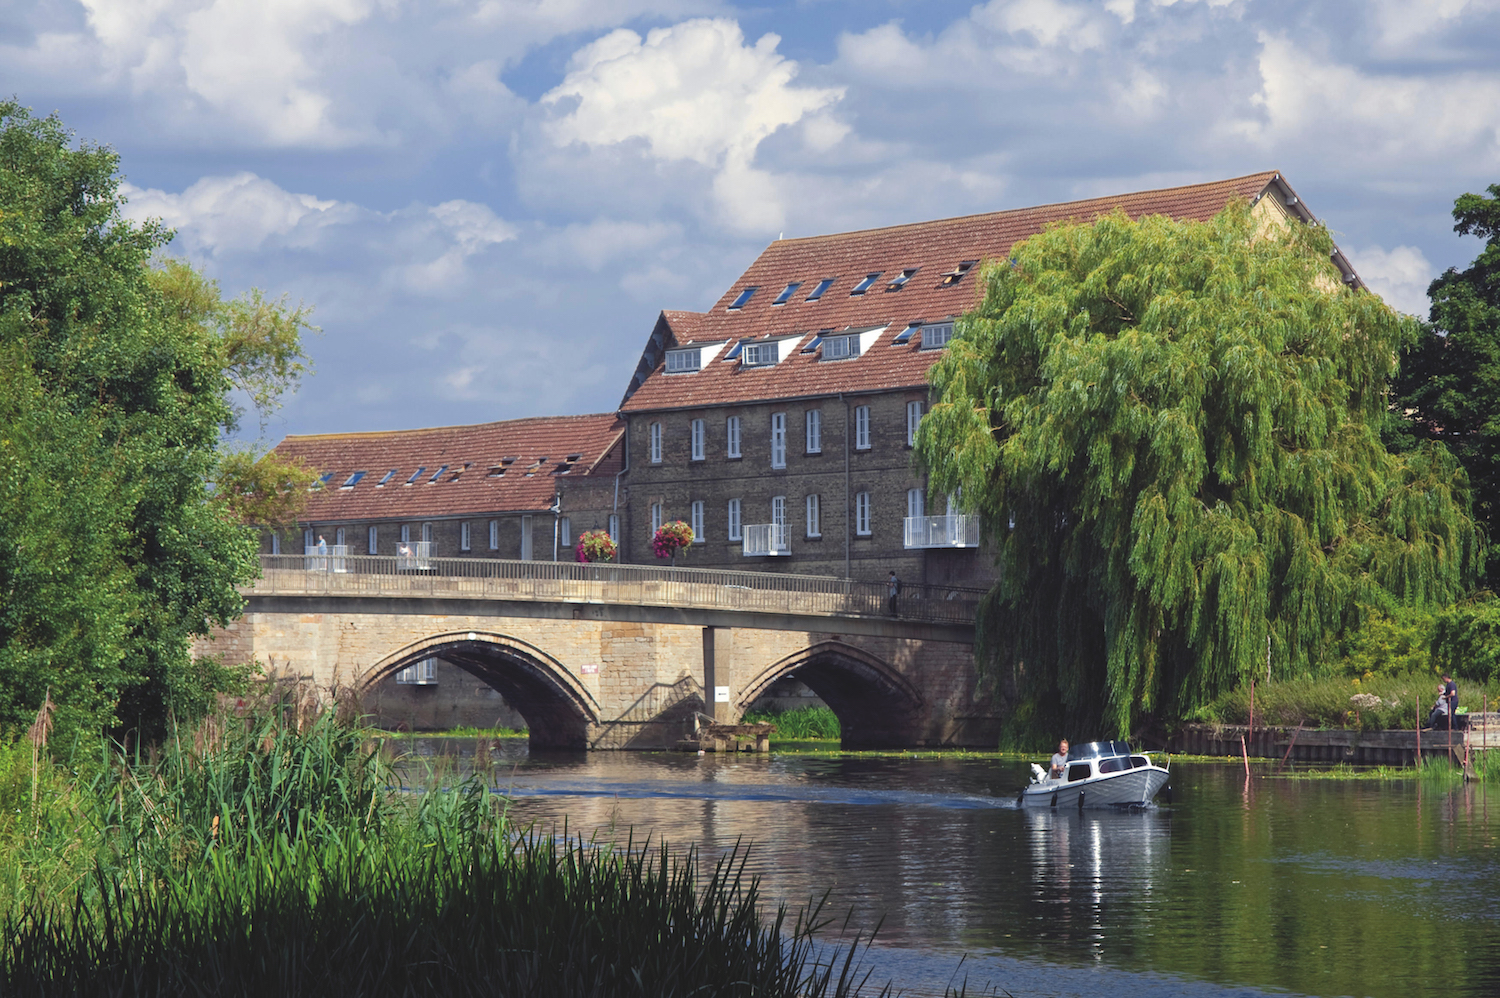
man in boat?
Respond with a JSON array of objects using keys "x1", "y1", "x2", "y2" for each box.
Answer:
[
  {"x1": 1049, "y1": 740, "x2": 1070, "y2": 779},
  {"x1": 1428, "y1": 685, "x2": 1451, "y2": 730}
]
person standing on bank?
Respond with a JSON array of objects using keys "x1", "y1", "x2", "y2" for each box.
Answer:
[
  {"x1": 887, "y1": 571, "x2": 901, "y2": 616},
  {"x1": 1443, "y1": 674, "x2": 1458, "y2": 722}
]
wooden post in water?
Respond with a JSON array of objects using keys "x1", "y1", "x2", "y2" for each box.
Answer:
[
  {"x1": 1416, "y1": 701, "x2": 1421, "y2": 769},
  {"x1": 1241, "y1": 735, "x2": 1250, "y2": 778},
  {"x1": 1248, "y1": 680, "x2": 1255, "y2": 754}
]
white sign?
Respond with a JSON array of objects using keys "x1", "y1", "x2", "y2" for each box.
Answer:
[
  {"x1": 714, "y1": 686, "x2": 731, "y2": 703},
  {"x1": 581, "y1": 663, "x2": 599, "y2": 675}
]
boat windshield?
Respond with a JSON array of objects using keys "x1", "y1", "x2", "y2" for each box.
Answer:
[{"x1": 1066, "y1": 740, "x2": 1132, "y2": 761}]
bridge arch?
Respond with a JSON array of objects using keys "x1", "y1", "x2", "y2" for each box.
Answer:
[
  {"x1": 736, "y1": 641, "x2": 925, "y2": 749},
  {"x1": 364, "y1": 631, "x2": 600, "y2": 749}
]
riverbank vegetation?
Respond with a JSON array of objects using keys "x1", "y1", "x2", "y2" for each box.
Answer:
[
  {"x1": 919, "y1": 186, "x2": 1500, "y2": 744},
  {"x1": 743, "y1": 705, "x2": 842, "y2": 740},
  {"x1": 0, "y1": 701, "x2": 956, "y2": 996}
]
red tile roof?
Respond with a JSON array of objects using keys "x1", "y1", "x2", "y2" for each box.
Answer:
[
  {"x1": 274, "y1": 413, "x2": 625, "y2": 522},
  {"x1": 621, "y1": 171, "x2": 1313, "y2": 413}
]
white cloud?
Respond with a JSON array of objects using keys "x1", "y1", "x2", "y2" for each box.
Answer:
[
  {"x1": 541, "y1": 18, "x2": 843, "y2": 232},
  {"x1": 1346, "y1": 244, "x2": 1435, "y2": 317},
  {"x1": 121, "y1": 173, "x2": 352, "y2": 254}
]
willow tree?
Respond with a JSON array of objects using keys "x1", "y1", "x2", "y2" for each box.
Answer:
[{"x1": 918, "y1": 202, "x2": 1478, "y2": 738}]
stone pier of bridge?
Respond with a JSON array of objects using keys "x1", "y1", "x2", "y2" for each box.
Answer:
[{"x1": 196, "y1": 556, "x2": 999, "y2": 750}]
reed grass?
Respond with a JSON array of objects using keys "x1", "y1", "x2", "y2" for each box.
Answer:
[{"x1": 743, "y1": 705, "x2": 842, "y2": 740}]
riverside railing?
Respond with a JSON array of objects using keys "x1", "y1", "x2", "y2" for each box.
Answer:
[{"x1": 251, "y1": 554, "x2": 985, "y2": 626}]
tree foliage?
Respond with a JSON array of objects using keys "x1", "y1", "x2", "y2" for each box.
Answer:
[
  {"x1": 0, "y1": 101, "x2": 312, "y2": 741},
  {"x1": 918, "y1": 202, "x2": 1478, "y2": 737},
  {"x1": 1391, "y1": 183, "x2": 1500, "y2": 585}
]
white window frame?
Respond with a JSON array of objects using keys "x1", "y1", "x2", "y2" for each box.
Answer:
[
  {"x1": 690, "y1": 501, "x2": 705, "y2": 543},
  {"x1": 726, "y1": 416, "x2": 742, "y2": 459},
  {"x1": 520, "y1": 515, "x2": 533, "y2": 561},
  {"x1": 304, "y1": 528, "x2": 314, "y2": 550},
  {"x1": 907, "y1": 489, "x2": 925, "y2": 520},
  {"x1": 335, "y1": 527, "x2": 346, "y2": 547},
  {"x1": 770, "y1": 412, "x2": 787, "y2": 469},
  {"x1": 690, "y1": 418, "x2": 705, "y2": 461},
  {"x1": 727, "y1": 499, "x2": 742, "y2": 541},
  {"x1": 771, "y1": 495, "x2": 786, "y2": 528},
  {"x1": 271, "y1": 533, "x2": 280, "y2": 555},
  {"x1": 856, "y1": 491, "x2": 872, "y2": 536},
  {"x1": 907, "y1": 400, "x2": 923, "y2": 447},
  {"x1": 649, "y1": 422, "x2": 663, "y2": 464},
  {"x1": 805, "y1": 410, "x2": 822, "y2": 454},
  {"x1": 665, "y1": 348, "x2": 700, "y2": 373},
  {"x1": 742, "y1": 342, "x2": 777, "y2": 366},
  {"x1": 650, "y1": 502, "x2": 663, "y2": 534},
  {"x1": 400, "y1": 524, "x2": 410, "y2": 545},
  {"x1": 368, "y1": 526, "x2": 378, "y2": 555},
  {"x1": 854, "y1": 405, "x2": 871, "y2": 450},
  {"x1": 460, "y1": 522, "x2": 471, "y2": 551},
  {"x1": 422, "y1": 522, "x2": 433, "y2": 546},
  {"x1": 806, "y1": 494, "x2": 821, "y2": 538},
  {"x1": 822, "y1": 333, "x2": 860, "y2": 360},
  {"x1": 560, "y1": 516, "x2": 572, "y2": 546},
  {"x1": 489, "y1": 520, "x2": 499, "y2": 550},
  {"x1": 921, "y1": 322, "x2": 955, "y2": 350},
  {"x1": 608, "y1": 513, "x2": 620, "y2": 542}
]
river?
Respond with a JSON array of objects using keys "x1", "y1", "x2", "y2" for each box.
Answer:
[{"x1": 403, "y1": 740, "x2": 1500, "y2": 997}]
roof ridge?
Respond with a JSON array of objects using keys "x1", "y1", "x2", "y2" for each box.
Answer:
[
  {"x1": 773, "y1": 171, "x2": 1280, "y2": 246},
  {"x1": 283, "y1": 412, "x2": 620, "y2": 442}
]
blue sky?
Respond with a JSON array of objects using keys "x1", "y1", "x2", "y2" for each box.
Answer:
[{"x1": 5, "y1": 0, "x2": 1499, "y2": 441}]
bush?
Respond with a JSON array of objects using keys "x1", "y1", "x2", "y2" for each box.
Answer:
[
  {"x1": 1199, "y1": 670, "x2": 1496, "y2": 731},
  {"x1": 741, "y1": 706, "x2": 841, "y2": 741}
]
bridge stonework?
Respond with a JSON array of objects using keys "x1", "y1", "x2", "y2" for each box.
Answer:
[{"x1": 201, "y1": 593, "x2": 998, "y2": 750}]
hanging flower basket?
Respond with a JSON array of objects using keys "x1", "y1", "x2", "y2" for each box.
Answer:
[
  {"x1": 652, "y1": 520, "x2": 694, "y2": 562},
  {"x1": 575, "y1": 529, "x2": 618, "y2": 564}
]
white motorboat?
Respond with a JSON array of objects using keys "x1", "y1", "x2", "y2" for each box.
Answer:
[{"x1": 1019, "y1": 740, "x2": 1170, "y2": 809}]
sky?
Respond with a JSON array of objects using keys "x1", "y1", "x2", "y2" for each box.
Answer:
[{"x1": 4, "y1": 0, "x2": 1499, "y2": 443}]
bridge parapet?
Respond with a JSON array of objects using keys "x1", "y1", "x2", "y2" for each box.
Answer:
[{"x1": 251, "y1": 555, "x2": 983, "y2": 626}]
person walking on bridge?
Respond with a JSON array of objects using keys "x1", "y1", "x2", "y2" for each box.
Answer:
[{"x1": 887, "y1": 571, "x2": 901, "y2": 616}]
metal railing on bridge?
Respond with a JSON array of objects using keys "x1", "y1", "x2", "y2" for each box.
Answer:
[{"x1": 251, "y1": 554, "x2": 985, "y2": 626}]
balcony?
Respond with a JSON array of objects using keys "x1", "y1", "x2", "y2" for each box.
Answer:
[
  {"x1": 742, "y1": 523, "x2": 790, "y2": 557},
  {"x1": 903, "y1": 514, "x2": 981, "y2": 549}
]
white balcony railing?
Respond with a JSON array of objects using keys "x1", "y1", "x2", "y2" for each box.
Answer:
[
  {"x1": 396, "y1": 540, "x2": 432, "y2": 570},
  {"x1": 304, "y1": 543, "x2": 349, "y2": 572},
  {"x1": 742, "y1": 523, "x2": 790, "y2": 557},
  {"x1": 903, "y1": 514, "x2": 981, "y2": 549}
]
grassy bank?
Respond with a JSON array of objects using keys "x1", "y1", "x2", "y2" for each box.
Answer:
[
  {"x1": 1198, "y1": 670, "x2": 1500, "y2": 731},
  {"x1": 0, "y1": 709, "x2": 972, "y2": 997}
]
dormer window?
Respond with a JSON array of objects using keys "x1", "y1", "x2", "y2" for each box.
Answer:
[
  {"x1": 742, "y1": 342, "x2": 778, "y2": 366},
  {"x1": 921, "y1": 323, "x2": 955, "y2": 350},
  {"x1": 821, "y1": 333, "x2": 861, "y2": 361},
  {"x1": 773, "y1": 282, "x2": 802, "y2": 305},
  {"x1": 805, "y1": 278, "x2": 835, "y2": 302},
  {"x1": 887, "y1": 268, "x2": 918, "y2": 291},
  {"x1": 665, "y1": 348, "x2": 701, "y2": 373},
  {"x1": 341, "y1": 471, "x2": 366, "y2": 489},
  {"x1": 728, "y1": 286, "x2": 758, "y2": 310},
  {"x1": 940, "y1": 261, "x2": 976, "y2": 286},
  {"x1": 849, "y1": 273, "x2": 881, "y2": 296}
]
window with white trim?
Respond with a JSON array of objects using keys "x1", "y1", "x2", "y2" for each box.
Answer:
[
  {"x1": 771, "y1": 495, "x2": 786, "y2": 527},
  {"x1": 400, "y1": 524, "x2": 410, "y2": 544},
  {"x1": 727, "y1": 498, "x2": 742, "y2": 541},
  {"x1": 649, "y1": 422, "x2": 662, "y2": 464},
  {"x1": 396, "y1": 658, "x2": 438, "y2": 685},
  {"x1": 560, "y1": 517, "x2": 571, "y2": 547},
  {"x1": 665, "y1": 349, "x2": 700, "y2": 373},
  {"x1": 368, "y1": 526, "x2": 378, "y2": 555},
  {"x1": 460, "y1": 522, "x2": 471, "y2": 551},
  {"x1": 854, "y1": 405, "x2": 871, "y2": 450},
  {"x1": 691, "y1": 418, "x2": 705, "y2": 461},
  {"x1": 742, "y1": 342, "x2": 778, "y2": 366},
  {"x1": 304, "y1": 528, "x2": 313, "y2": 550},
  {"x1": 907, "y1": 489, "x2": 925, "y2": 519},
  {"x1": 921, "y1": 323, "x2": 955, "y2": 350},
  {"x1": 422, "y1": 522, "x2": 432, "y2": 545},
  {"x1": 489, "y1": 520, "x2": 499, "y2": 550},
  {"x1": 520, "y1": 516, "x2": 533, "y2": 561},
  {"x1": 770, "y1": 412, "x2": 787, "y2": 469},
  {"x1": 821, "y1": 333, "x2": 860, "y2": 360},
  {"x1": 650, "y1": 502, "x2": 663, "y2": 534},
  {"x1": 608, "y1": 514, "x2": 620, "y2": 541},
  {"x1": 335, "y1": 527, "x2": 346, "y2": 547},
  {"x1": 855, "y1": 492, "x2": 872, "y2": 535},
  {"x1": 805, "y1": 409, "x2": 822, "y2": 453},
  {"x1": 726, "y1": 416, "x2": 741, "y2": 459},
  {"x1": 906, "y1": 400, "x2": 923, "y2": 447},
  {"x1": 806, "y1": 494, "x2": 821, "y2": 538},
  {"x1": 690, "y1": 501, "x2": 704, "y2": 543}
]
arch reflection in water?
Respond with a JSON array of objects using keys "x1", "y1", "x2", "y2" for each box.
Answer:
[{"x1": 1024, "y1": 808, "x2": 1170, "y2": 956}]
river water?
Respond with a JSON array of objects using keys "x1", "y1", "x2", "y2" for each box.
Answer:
[{"x1": 405, "y1": 741, "x2": 1500, "y2": 998}]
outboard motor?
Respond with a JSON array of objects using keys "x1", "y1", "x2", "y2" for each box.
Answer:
[{"x1": 1030, "y1": 763, "x2": 1047, "y2": 784}]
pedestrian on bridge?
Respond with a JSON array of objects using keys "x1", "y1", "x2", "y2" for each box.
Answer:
[{"x1": 888, "y1": 571, "x2": 901, "y2": 616}]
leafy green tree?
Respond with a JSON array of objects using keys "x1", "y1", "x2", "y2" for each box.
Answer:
[
  {"x1": 918, "y1": 203, "x2": 1478, "y2": 738},
  {"x1": 1391, "y1": 184, "x2": 1500, "y2": 585},
  {"x1": 0, "y1": 101, "x2": 313, "y2": 741}
]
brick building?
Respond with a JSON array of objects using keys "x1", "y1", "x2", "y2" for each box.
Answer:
[
  {"x1": 615, "y1": 170, "x2": 1358, "y2": 586},
  {"x1": 266, "y1": 412, "x2": 627, "y2": 563}
]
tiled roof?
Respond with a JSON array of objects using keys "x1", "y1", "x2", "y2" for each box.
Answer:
[
  {"x1": 621, "y1": 171, "x2": 1318, "y2": 413},
  {"x1": 275, "y1": 413, "x2": 625, "y2": 523}
]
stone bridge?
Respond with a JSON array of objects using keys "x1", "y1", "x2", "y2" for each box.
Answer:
[{"x1": 199, "y1": 555, "x2": 999, "y2": 750}]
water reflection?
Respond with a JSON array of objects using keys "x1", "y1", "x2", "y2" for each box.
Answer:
[{"x1": 392, "y1": 742, "x2": 1500, "y2": 998}]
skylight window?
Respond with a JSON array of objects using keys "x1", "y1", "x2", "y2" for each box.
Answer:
[
  {"x1": 849, "y1": 273, "x2": 882, "y2": 296},
  {"x1": 742, "y1": 342, "x2": 779, "y2": 367},
  {"x1": 940, "y1": 261, "x2": 977, "y2": 286},
  {"x1": 805, "y1": 278, "x2": 835, "y2": 302},
  {"x1": 665, "y1": 348, "x2": 700, "y2": 373},
  {"x1": 341, "y1": 471, "x2": 366, "y2": 489},
  {"x1": 887, "y1": 268, "x2": 918, "y2": 291},
  {"x1": 406, "y1": 467, "x2": 427, "y2": 484},
  {"x1": 773, "y1": 282, "x2": 802, "y2": 305},
  {"x1": 728, "y1": 286, "x2": 758, "y2": 310},
  {"x1": 315, "y1": 473, "x2": 334, "y2": 489},
  {"x1": 377, "y1": 469, "x2": 397, "y2": 486},
  {"x1": 724, "y1": 340, "x2": 747, "y2": 361},
  {"x1": 566, "y1": 453, "x2": 583, "y2": 462},
  {"x1": 821, "y1": 334, "x2": 861, "y2": 361},
  {"x1": 428, "y1": 465, "x2": 449, "y2": 483},
  {"x1": 893, "y1": 323, "x2": 920, "y2": 345},
  {"x1": 487, "y1": 465, "x2": 505, "y2": 477},
  {"x1": 801, "y1": 330, "x2": 830, "y2": 354}
]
